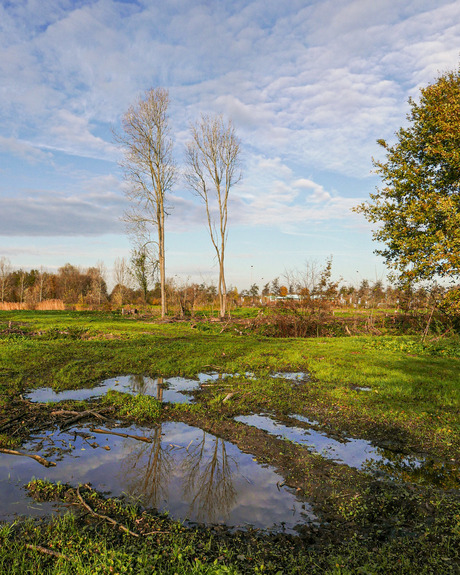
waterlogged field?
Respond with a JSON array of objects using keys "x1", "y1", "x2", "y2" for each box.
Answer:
[{"x1": 0, "y1": 310, "x2": 459, "y2": 574}]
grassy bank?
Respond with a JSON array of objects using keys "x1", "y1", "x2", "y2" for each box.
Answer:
[{"x1": 0, "y1": 310, "x2": 459, "y2": 574}]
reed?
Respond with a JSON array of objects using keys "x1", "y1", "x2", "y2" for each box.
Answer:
[{"x1": 0, "y1": 299, "x2": 65, "y2": 311}]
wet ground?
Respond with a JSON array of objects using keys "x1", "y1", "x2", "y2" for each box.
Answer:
[
  {"x1": 0, "y1": 420, "x2": 314, "y2": 532},
  {"x1": 2, "y1": 371, "x2": 459, "y2": 534},
  {"x1": 235, "y1": 413, "x2": 458, "y2": 487}
]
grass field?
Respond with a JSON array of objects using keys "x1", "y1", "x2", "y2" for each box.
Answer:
[{"x1": 0, "y1": 310, "x2": 459, "y2": 574}]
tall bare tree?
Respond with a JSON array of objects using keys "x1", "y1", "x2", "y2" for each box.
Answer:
[
  {"x1": 115, "y1": 88, "x2": 175, "y2": 318},
  {"x1": 113, "y1": 256, "x2": 130, "y2": 306},
  {"x1": 0, "y1": 257, "x2": 12, "y2": 302},
  {"x1": 185, "y1": 115, "x2": 241, "y2": 318}
]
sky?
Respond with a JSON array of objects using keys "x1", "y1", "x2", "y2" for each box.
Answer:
[{"x1": 1, "y1": 0, "x2": 459, "y2": 291}]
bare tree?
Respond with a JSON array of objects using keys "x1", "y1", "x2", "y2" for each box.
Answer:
[
  {"x1": 86, "y1": 261, "x2": 107, "y2": 305},
  {"x1": 185, "y1": 115, "x2": 241, "y2": 318},
  {"x1": 295, "y1": 259, "x2": 321, "y2": 297},
  {"x1": 115, "y1": 88, "x2": 175, "y2": 318},
  {"x1": 37, "y1": 266, "x2": 48, "y2": 303},
  {"x1": 0, "y1": 257, "x2": 12, "y2": 302},
  {"x1": 113, "y1": 257, "x2": 130, "y2": 306}
]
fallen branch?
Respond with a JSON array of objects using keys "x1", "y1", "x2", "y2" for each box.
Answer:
[
  {"x1": 0, "y1": 413, "x2": 27, "y2": 432},
  {"x1": 76, "y1": 486, "x2": 140, "y2": 537},
  {"x1": 90, "y1": 428, "x2": 152, "y2": 443},
  {"x1": 60, "y1": 410, "x2": 108, "y2": 429},
  {"x1": 0, "y1": 448, "x2": 56, "y2": 468},
  {"x1": 25, "y1": 544, "x2": 69, "y2": 561}
]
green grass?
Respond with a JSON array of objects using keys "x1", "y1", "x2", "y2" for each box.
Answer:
[
  {"x1": 0, "y1": 480, "x2": 458, "y2": 574},
  {"x1": 1, "y1": 311, "x2": 458, "y2": 454},
  {"x1": 0, "y1": 310, "x2": 459, "y2": 574}
]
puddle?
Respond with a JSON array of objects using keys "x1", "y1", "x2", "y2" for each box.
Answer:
[
  {"x1": 235, "y1": 414, "x2": 459, "y2": 488},
  {"x1": 272, "y1": 372, "x2": 310, "y2": 382},
  {"x1": 25, "y1": 375, "x2": 205, "y2": 405},
  {"x1": 0, "y1": 422, "x2": 315, "y2": 532},
  {"x1": 25, "y1": 372, "x2": 310, "y2": 405}
]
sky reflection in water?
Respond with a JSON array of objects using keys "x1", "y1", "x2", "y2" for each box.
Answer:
[
  {"x1": 235, "y1": 414, "x2": 459, "y2": 487},
  {"x1": 0, "y1": 422, "x2": 315, "y2": 531}
]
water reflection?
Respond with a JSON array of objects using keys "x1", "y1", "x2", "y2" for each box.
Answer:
[
  {"x1": 182, "y1": 433, "x2": 237, "y2": 523},
  {"x1": 122, "y1": 425, "x2": 172, "y2": 508},
  {"x1": 236, "y1": 414, "x2": 459, "y2": 488},
  {"x1": 0, "y1": 422, "x2": 315, "y2": 531},
  {"x1": 25, "y1": 375, "x2": 199, "y2": 404},
  {"x1": 25, "y1": 372, "x2": 309, "y2": 405}
]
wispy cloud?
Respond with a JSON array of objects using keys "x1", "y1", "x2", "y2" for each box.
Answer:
[{"x1": 1, "y1": 0, "x2": 459, "y2": 284}]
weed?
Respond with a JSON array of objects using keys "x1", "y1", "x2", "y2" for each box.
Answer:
[{"x1": 101, "y1": 390, "x2": 162, "y2": 422}]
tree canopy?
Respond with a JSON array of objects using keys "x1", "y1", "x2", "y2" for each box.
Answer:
[{"x1": 354, "y1": 65, "x2": 460, "y2": 285}]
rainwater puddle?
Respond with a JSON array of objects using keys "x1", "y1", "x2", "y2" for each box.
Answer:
[
  {"x1": 272, "y1": 372, "x2": 310, "y2": 382},
  {"x1": 26, "y1": 374, "x2": 207, "y2": 404},
  {"x1": 25, "y1": 372, "x2": 309, "y2": 405},
  {"x1": 235, "y1": 414, "x2": 459, "y2": 488},
  {"x1": 0, "y1": 421, "x2": 315, "y2": 532}
]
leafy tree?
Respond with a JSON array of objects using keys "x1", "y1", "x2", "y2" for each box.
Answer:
[
  {"x1": 354, "y1": 66, "x2": 460, "y2": 286},
  {"x1": 270, "y1": 277, "x2": 280, "y2": 296},
  {"x1": 130, "y1": 247, "x2": 156, "y2": 303},
  {"x1": 249, "y1": 283, "x2": 259, "y2": 304}
]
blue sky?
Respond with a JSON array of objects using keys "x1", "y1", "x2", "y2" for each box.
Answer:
[{"x1": 1, "y1": 0, "x2": 459, "y2": 290}]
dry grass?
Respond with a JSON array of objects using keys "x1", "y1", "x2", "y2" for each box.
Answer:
[{"x1": 0, "y1": 299, "x2": 65, "y2": 311}]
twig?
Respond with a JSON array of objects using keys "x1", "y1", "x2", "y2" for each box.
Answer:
[
  {"x1": 77, "y1": 486, "x2": 168, "y2": 537},
  {"x1": 25, "y1": 544, "x2": 69, "y2": 560},
  {"x1": 0, "y1": 448, "x2": 56, "y2": 467},
  {"x1": 0, "y1": 413, "x2": 27, "y2": 432},
  {"x1": 90, "y1": 428, "x2": 152, "y2": 443},
  {"x1": 60, "y1": 410, "x2": 108, "y2": 429},
  {"x1": 76, "y1": 486, "x2": 142, "y2": 537}
]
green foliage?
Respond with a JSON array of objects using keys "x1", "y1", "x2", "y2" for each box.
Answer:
[
  {"x1": 355, "y1": 65, "x2": 460, "y2": 285},
  {"x1": 102, "y1": 390, "x2": 162, "y2": 422}
]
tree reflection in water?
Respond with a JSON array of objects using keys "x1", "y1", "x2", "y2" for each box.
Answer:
[
  {"x1": 122, "y1": 424, "x2": 172, "y2": 508},
  {"x1": 120, "y1": 424, "x2": 238, "y2": 523},
  {"x1": 129, "y1": 374, "x2": 165, "y2": 400},
  {"x1": 181, "y1": 431, "x2": 237, "y2": 523}
]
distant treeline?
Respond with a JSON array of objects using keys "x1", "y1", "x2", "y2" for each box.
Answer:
[{"x1": 1, "y1": 256, "x2": 456, "y2": 316}]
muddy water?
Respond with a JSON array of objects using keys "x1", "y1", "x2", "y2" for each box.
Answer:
[
  {"x1": 25, "y1": 372, "x2": 245, "y2": 404},
  {"x1": 236, "y1": 414, "x2": 459, "y2": 487},
  {"x1": 25, "y1": 371, "x2": 307, "y2": 405},
  {"x1": 25, "y1": 375, "x2": 204, "y2": 404},
  {"x1": 0, "y1": 421, "x2": 315, "y2": 531}
]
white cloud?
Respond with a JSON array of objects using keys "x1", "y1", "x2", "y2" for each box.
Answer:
[
  {"x1": 0, "y1": 136, "x2": 52, "y2": 164},
  {"x1": 1, "y1": 0, "x2": 460, "y2": 266}
]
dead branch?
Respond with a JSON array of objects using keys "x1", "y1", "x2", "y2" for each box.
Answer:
[
  {"x1": 0, "y1": 448, "x2": 56, "y2": 467},
  {"x1": 76, "y1": 486, "x2": 141, "y2": 537},
  {"x1": 90, "y1": 428, "x2": 152, "y2": 443},
  {"x1": 25, "y1": 544, "x2": 69, "y2": 560},
  {"x1": 0, "y1": 413, "x2": 27, "y2": 432},
  {"x1": 60, "y1": 410, "x2": 109, "y2": 429}
]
